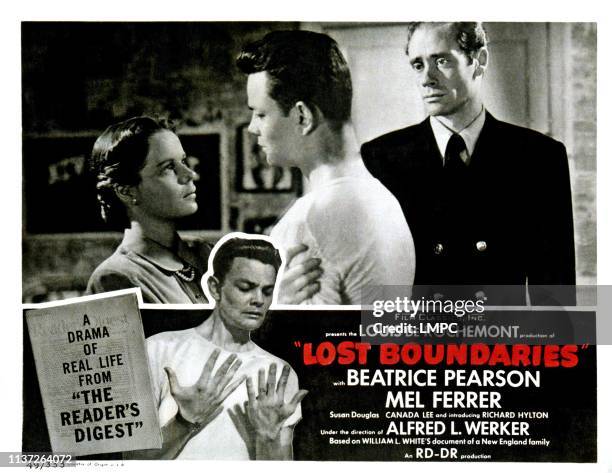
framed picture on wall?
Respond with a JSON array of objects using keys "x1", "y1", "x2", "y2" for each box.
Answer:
[
  {"x1": 235, "y1": 124, "x2": 302, "y2": 193},
  {"x1": 22, "y1": 132, "x2": 223, "y2": 234},
  {"x1": 22, "y1": 134, "x2": 103, "y2": 234}
]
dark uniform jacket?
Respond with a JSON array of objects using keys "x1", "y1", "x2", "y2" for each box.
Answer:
[{"x1": 361, "y1": 112, "x2": 576, "y2": 305}]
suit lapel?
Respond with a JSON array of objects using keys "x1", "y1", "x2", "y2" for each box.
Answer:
[
  {"x1": 400, "y1": 118, "x2": 443, "y2": 172},
  {"x1": 470, "y1": 111, "x2": 502, "y2": 168},
  {"x1": 421, "y1": 118, "x2": 445, "y2": 170}
]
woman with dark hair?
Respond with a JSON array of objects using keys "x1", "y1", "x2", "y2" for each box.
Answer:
[{"x1": 86, "y1": 116, "x2": 209, "y2": 304}]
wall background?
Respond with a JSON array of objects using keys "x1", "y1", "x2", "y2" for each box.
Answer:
[{"x1": 21, "y1": 22, "x2": 596, "y2": 301}]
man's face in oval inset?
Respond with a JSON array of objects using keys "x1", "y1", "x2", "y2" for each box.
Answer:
[{"x1": 215, "y1": 256, "x2": 278, "y2": 333}]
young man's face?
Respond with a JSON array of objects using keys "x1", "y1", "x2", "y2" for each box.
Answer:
[
  {"x1": 214, "y1": 256, "x2": 277, "y2": 333},
  {"x1": 246, "y1": 71, "x2": 300, "y2": 167},
  {"x1": 407, "y1": 23, "x2": 480, "y2": 118}
]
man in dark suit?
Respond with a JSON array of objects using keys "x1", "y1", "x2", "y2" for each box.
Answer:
[{"x1": 361, "y1": 22, "x2": 576, "y2": 305}]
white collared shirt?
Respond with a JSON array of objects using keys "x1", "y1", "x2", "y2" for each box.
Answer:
[{"x1": 430, "y1": 107, "x2": 486, "y2": 165}]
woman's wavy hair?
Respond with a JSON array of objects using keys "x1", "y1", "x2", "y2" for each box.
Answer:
[{"x1": 88, "y1": 116, "x2": 174, "y2": 224}]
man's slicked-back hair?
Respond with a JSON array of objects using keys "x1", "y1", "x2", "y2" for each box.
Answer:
[
  {"x1": 212, "y1": 237, "x2": 282, "y2": 284},
  {"x1": 236, "y1": 30, "x2": 353, "y2": 125},
  {"x1": 406, "y1": 22, "x2": 488, "y2": 63}
]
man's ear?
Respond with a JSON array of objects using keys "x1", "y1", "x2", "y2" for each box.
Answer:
[
  {"x1": 114, "y1": 185, "x2": 137, "y2": 206},
  {"x1": 473, "y1": 47, "x2": 488, "y2": 78},
  {"x1": 207, "y1": 276, "x2": 222, "y2": 302},
  {"x1": 294, "y1": 101, "x2": 318, "y2": 136}
]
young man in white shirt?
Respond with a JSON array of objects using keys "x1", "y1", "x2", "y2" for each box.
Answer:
[{"x1": 237, "y1": 30, "x2": 416, "y2": 305}]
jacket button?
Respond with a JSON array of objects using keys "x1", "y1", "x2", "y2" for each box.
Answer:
[
  {"x1": 476, "y1": 241, "x2": 487, "y2": 252},
  {"x1": 434, "y1": 243, "x2": 444, "y2": 255}
]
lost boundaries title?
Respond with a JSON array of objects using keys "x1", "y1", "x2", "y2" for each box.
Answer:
[{"x1": 300, "y1": 342, "x2": 585, "y2": 460}]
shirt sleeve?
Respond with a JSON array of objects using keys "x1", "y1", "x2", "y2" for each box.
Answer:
[
  {"x1": 87, "y1": 266, "x2": 164, "y2": 304},
  {"x1": 145, "y1": 337, "x2": 163, "y2": 407},
  {"x1": 86, "y1": 269, "x2": 136, "y2": 295},
  {"x1": 146, "y1": 336, "x2": 178, "y2": 427}
]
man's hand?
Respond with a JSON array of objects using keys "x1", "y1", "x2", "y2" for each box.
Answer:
[
  {"x1": 278, "y1": 244, "x2": 323, "y2": 304},
  {"x1": 165, "y1": 349, "x2": 244, "y2": 428},
  {"x1": 245, "y1": 363, "x2": 308, "y2": 440},
  {"x1": 127, "y1": 349, "x2": 245, "y2": 460}
]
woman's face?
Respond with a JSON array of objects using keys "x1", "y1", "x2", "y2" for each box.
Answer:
[{"x1": 132, "y1": 129, "x2": 198, "y2": 221}]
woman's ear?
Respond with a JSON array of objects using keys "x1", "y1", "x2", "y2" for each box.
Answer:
[
  {"x1": 294, "y1": 101, "x2": 318, "y2": 136},
  {"x1": 114, "y1": 185, "x2": 138, "y2": 206}
]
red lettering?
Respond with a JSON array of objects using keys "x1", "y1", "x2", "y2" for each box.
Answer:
[
  {"x1": 302, "y1": 343, "x2": 318, "y2": 366},
  {"x1": 422, "y1": 345, "x2": 445, "y2": 364},
  {"x1": 488, "y1": 344, "x2": 511, "y2": 366},
  {"x1": 379, "y1": 343, "x2": 399, "y2": 364},
  {"x1": 560, "y1": 345, "x2": 579, "y2": 367},
  {"x1": 445, "y1": 344, "x2": 468, "y2": 365},
  {"x1": 400, "y1": 344, "x2": 421, "y2": 365},
  {"x1": 543, "y1": 345, "x2": 561, "y2": 367},
  {"x1": 511, "y1": 345, "x2": 531, "y2": 366},
  {"x1": 470, "y1": 344, "x2": 490, "y2": 365},
  {"x1": 303, "y1": 341, "x2": 372, "y2": 366}
]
